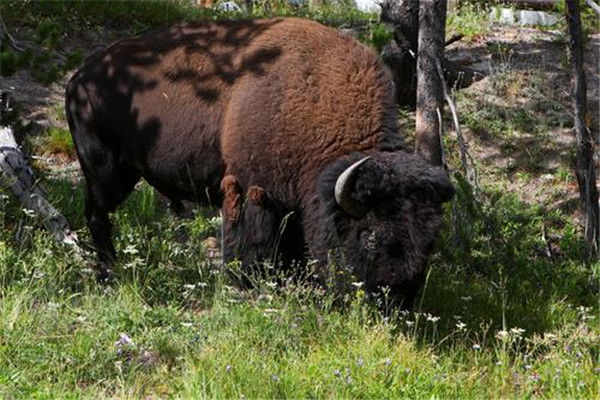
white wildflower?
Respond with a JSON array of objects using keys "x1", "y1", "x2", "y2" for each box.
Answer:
[
  {"x1": 427, "y1": 314, "x2": 441, "y2": 323},
  {"x1": 22, "y1": 208, "x2": 36, "y2": 218},
  {"x1": 122, "y1": 244, "x2": 139, "y2": 255},
  {"x1": 496, "y1": 330, "x2": 509, "y2": 340},
  {"x1": 510, "y1": 327, "x2": 525, "y2": 337}
]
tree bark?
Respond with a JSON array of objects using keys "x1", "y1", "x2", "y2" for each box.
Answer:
[
  {"x1": 565, "y1": 0, "x2": 599, "y2": 253},
  {"x1": 415, "y1": 0, "x2": 447, "y2": 166},
  {"x1": 380, "y1": 0, "x2": 419, "y2": 107},
  {"x1": 380, "y1": 0, "x2": 482, "y2": 109}
]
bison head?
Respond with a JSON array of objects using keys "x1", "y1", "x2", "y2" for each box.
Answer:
[{"x1": 318, "y1": 151, "x2": 454, "y2": 308}]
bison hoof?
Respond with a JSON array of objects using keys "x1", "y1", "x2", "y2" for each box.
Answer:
[{"x1": 96, "y1": 264, "x2": 113, "y2": 283}]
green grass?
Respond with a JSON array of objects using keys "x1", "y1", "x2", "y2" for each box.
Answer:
[
  {"x1": 41, "y1": 127, "x2": 77, "y2": 158},
  {"x1": 0, "y1": 172, "x2": 598, "y2": 399}
]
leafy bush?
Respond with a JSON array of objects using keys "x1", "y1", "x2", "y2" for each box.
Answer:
[
  {"x1": 447, "y1": 2, "x2": 491, "y2": 40},
  {"x1": 363, "y1": 22, "x2": 394, "y2": 53}
]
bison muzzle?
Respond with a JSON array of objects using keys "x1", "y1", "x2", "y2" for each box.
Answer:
[{"x1": 65, "y1": 18, "x2": 454, "y2": 307}]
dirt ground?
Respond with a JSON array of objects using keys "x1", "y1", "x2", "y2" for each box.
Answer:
[{"x1": 446, "y1": 25, "x2": 599, "y2": 213}]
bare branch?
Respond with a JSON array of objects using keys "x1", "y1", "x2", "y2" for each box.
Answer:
[
  {"x1": 436, "y1": 107, "x2": 446, "y2": 168},
  {"x1": 0, "y1": 14, "x2": 25, "y2": 52},
  {"x1": 435, "y1": 60, "x2": 478, "y2": 188}
]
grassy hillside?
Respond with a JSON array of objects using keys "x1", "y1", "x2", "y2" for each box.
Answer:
[{"x1": 0, "y1": 1, "x2": 598, "y2": 398}]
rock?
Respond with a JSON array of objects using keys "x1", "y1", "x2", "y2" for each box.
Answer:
[
  {"x1": 355, "y1": 0, "x2": 380, "y2": 14},
  {"x1": 517, "y1": 10, "x2": 559, "y2": 26},
  {"x1": 490, "y1": 8, "x2": 516, "y2": 24},
  {"x1": 217, "y1": 1, "x2": 242, "y2": 12},
  {"x1": 490, "y1": 7, "x2": 559, "y2": 27}
]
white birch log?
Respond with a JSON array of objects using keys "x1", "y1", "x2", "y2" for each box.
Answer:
[{"x1": 0, "y1": 125, "x2": 80, "y2": 248}]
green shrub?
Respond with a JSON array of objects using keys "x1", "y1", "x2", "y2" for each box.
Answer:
[
  {"x1": 447, "y1": 2, "x2": 491, "y2": 40},
  {"x1": 0, "y1": 50, "x2": 19, "y2": 76}
]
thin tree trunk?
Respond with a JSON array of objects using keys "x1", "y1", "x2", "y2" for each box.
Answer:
[
  {"x1": 415, "y1": 0, "x2": 447, "y2": 166},
  {"x1": 565, "y1": 0, "x2": 599, "y2": 253}
]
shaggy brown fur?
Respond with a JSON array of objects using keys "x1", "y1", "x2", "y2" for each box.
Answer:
[{"x1": 66, "y1": 18, "x2": 453, "y2": 306}]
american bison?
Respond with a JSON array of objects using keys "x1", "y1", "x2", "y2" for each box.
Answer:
[{"x1": 66, "y1": 18, "x2": 454, "y2": 307}]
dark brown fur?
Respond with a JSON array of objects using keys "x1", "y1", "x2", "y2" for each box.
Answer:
[{"x1": 66, "y1": 18, "x2": 453, "y2": 306}]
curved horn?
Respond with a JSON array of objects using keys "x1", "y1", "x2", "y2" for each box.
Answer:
[{"x1": 334, "y1": 156, "x2": 371, "y2": 216}]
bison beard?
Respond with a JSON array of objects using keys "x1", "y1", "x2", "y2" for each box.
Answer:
[{"x1": 65, "y1": 17, "x2": 454, "y2": 308}]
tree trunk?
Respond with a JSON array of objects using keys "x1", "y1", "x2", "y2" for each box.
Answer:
[
  {"x1": 415, "y1": 0, "x2": 447, "y2": 166},
  {"x1": 565, "y1": 0, "x2": 599, "y2": 253},
  {"x1": 380, "y1": 0, "x2": 419, "y2": 107},
  {"x1": 380, "y1": 0, "x2": 419, "y2": 54},
  {"x1": 380, "y1": 0, "x2": 481, "y2": 108}
]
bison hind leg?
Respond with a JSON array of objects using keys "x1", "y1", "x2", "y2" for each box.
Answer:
[
  {"x1": 84, "y1": 162, "x2": 141, "y2": 280},
  {"x1": 74, "y1": 134, "x2": 141, "y2": 279}
]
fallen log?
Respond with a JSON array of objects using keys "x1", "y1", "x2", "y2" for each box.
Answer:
[{"x1": 0, "y1": 125, "x2": 79, "y2": 248}]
